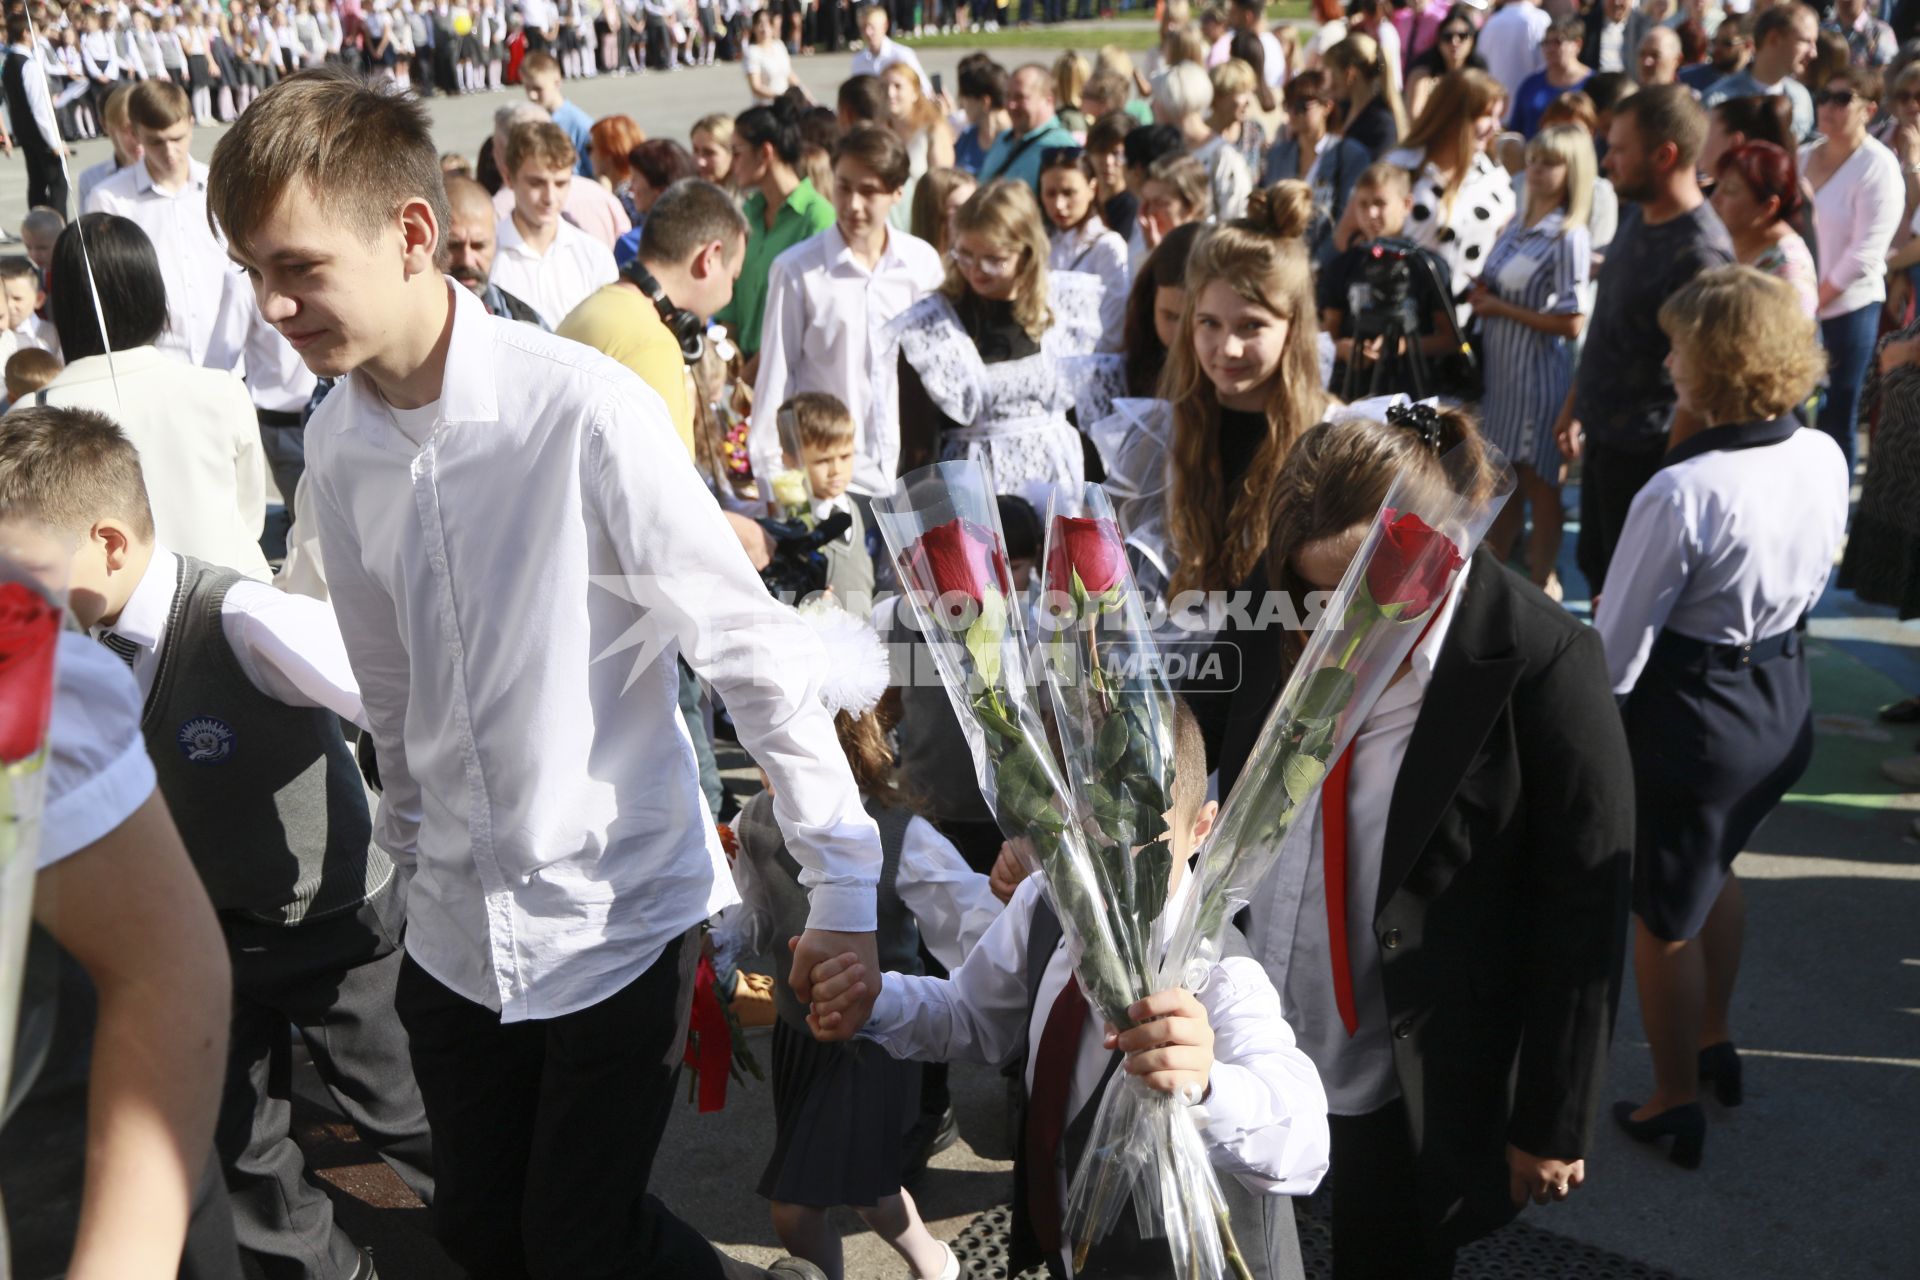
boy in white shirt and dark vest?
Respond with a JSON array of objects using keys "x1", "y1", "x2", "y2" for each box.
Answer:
[
  {"x1": 208, "y1": 67, "x2": 884, "y2": 1280},
  {"x1": 809, "y1": 700, "x2": 1332, "y2": 1279},
  {"x1": 1, "y1": 406, "x2": 432, "y2": 1280}
]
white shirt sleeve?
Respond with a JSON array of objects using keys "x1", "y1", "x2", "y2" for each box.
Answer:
[
  {"x1": 1195, "y1": 953, "x2": 1331, "y2": 1195},
  {"x1": 1827, "y1": 149, "x2": 1904, "y2": 301},
  {"x1": 19, "y1": 50, "x2": 61, "y2": 151},
  {"x1": 274, "y1": 470, "x2": 330, "y2": 603},
  {"x1": 219, "y1": 577, "x2": 369, "y2": 730},
  {"x1": 308, "y1": 458, "x2": 423, "y2": 866},
  {"x1": 41, "y1": 634, "x2": 158, "y2": 871},
  {"x1": 1594, "y1": 475, "x2": 1693, "y2": 695},
  {"x1": 586, "y1": 379, "x2": 882, "y2": 932},
  {"x1": 860, "y1": 873, "x2": 1044, "y2": 1068},
  {"x1": 748, "y1": 250, "x2": 804, "y2": 490},
  {"x1": 896, "y1": 814, "x2": 1003, "y2": 970}
]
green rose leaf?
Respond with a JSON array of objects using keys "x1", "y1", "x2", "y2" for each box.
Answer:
[
  {"x1": 1295, "y1": 666, "x2": 1357, "y2": 722},
  {"x1": 1282, "y1": 752, "x2": 1328, "y2": 805},
  {"x1": 1095, "y1": 713, "x2": 1131, "y2": 773}
]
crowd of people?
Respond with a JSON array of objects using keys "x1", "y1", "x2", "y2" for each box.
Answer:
[{"x1": 1, "y1": 1, "x2": 1913, "y2": 1280}]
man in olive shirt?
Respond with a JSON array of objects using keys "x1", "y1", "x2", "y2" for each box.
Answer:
[{"x1": 557, "y1": 180, "x2": 748, "y2": 459}]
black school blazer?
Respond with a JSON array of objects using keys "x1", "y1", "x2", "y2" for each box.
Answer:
[{"x1": 1202, "y1": 551, "x2": 1635, "y2": 1247}]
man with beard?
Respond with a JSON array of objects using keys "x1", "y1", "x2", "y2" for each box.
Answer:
[
  {"x1": 1553, "y1": 85, "x2": 1731, "y2": 595},
  {"x1": 444, "y1": 175, "x2": 546, "y2": 325}
]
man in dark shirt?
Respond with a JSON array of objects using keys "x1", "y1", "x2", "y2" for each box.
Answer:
[{"x1": 1555, "y1": 85, "x2": 1732, "y2": 595}]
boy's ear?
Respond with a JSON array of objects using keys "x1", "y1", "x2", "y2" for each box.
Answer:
[{"x1": 1189, "y1": 798, "x2": 1219, "y2": 847}]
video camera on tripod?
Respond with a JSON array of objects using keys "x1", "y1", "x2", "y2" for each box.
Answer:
[{"x1": 1341, "y1": 237, "x2": 1480, "y2": 403}]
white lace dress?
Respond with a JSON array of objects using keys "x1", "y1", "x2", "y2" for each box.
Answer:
[{"x1": 880, "y1": 271, "x2": 1105, "y2": 511}]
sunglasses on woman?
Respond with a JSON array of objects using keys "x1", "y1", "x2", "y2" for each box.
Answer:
[
  {"x1": 1816, "y1": 88, "x2": 1861, "y2": 108},
  {"x1": 1439, "y1": 27, "x2": 1471, "y2": 42}
]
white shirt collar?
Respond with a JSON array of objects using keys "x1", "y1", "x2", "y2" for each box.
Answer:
[
  {"x1": 133, "y1": 156, "x2": 209, "y2": 199},
  {"x1": 98, "y1": 545, "x2": 177, "y2": 652},
  {"x1": 343, "y1": 279, "x2": 502, "y2": 436},
  {"x1": 497, "y1": 211, "x2": 579, "y2": 258}
]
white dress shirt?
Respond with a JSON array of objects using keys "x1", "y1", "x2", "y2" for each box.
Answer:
[
  {"x1": 6, "y1": 42, "x2": 62, "y2": 152},
  {"x1": 750, "y1": 223, "x2": 946, "y2": 497},
  {"x1": 11, "y1": 345, "x2": 271, "y2": 581},
  {"x1": 726, "y1": 810, "x2": 1002, "y2": 971},
  {"x1": 1047, "y1": 218, "x2": 1130, "y2": 353},
  {"x1": 488, "y1": 213, "x2": 620, "y2": 330},
  {"x1": 304, "y1": 280, "x2": 881, "y2": 1021},
  {"x1": 849, "y1": 37, "x2": 930, "y2": 95},
  {"x1": 1597, "y1": 424, "x2": 1849, "y2": 695},
  {"x1": 75, "y1": 156, "x2": 128, "y2": 213},
  {"x1": 863, "y1": 874, "x2": 1331, "y2": 1274},
  {"x1": 488, "y1": 173, "x2": 633, "y2": 250},
  {"x1": 42, "y1": 634, "x2": 158, "y2": 872},
  {"x1": 84, "y1": 157, "x2": 250, "y2": 370},
  {"x1": 276, "y1": 470, "x2": 330, "y2": 603},
  {"x1": 1476, "y1": 0, "x2": 1549, "y2": 98},
  {"x1": 1246, "y1": 562, "x2": 1469, "y2": 1116},
  {"x1": 89, "y1": 544, "x2": 369, "y2": 731},
  {"x1": 1801, "y1": 135, "x2": 1904, "y2": 320}
]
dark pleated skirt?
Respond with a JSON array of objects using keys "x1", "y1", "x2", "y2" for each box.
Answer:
[
  {"x1": 1839, "y1": 510, "x2": 1920, "y2": 620},
  {"x1": 757, "y1": 1018, "x2": 920, "y2": 1208},
  {"x1": 1625, "y1": 634, "x2": 1812, "y2": 941}
]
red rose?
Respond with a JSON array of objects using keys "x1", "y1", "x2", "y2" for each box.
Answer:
[
  {"x1": 1365, "y1": 509, "x2": 1464, "y2": 618},
  {"x1": 0, "y1": 580, "x2": 61, "y2": 764},
  {"x1": 1046, "y1": 515, "x2": 1127, "y2": 600},
  {"x1": 901, "y1": 518, "x2": 1010, "y2": 625}
]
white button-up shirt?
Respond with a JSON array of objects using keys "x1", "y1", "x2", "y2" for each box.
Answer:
[
  {"x1": 304, "y1": 280, "x2": 881, "y2": 1021},
  {"x1": 849, "y1": 36, "x2": 930, "y2": 95},
  {"x1": 488, "y1": 213, "x2": 620, "y2": 330},
  {"x1": 42, "y1": 634, "x2": 157, "y2": 872},
  {"x1": 242, "y1": 302, "x2": 319, "y2": 414},
  {"x1": 84, "y1": 157, "x2": 249, "y2": 370},
  {"x1": 750, "y1": 223, "x2": 946, "y2": 497},
  {"x1": 863, "y1": 874, "x2": 1330, "y2": 1275}
]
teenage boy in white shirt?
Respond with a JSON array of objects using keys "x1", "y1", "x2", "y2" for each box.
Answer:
[
  {"x1": 488, "y1": 120, "x2": 619, "y2": 328},
  {"x1": 750, "y1": 124, "x2": 945, "y2": 506},
  {"x1": 848, "y1": 3, "x2": 929, "y2": 94},
  {"x1": 209, "y1": 66, "x2": 879, "y2": 1280},
  {"x1": 85, "y1": 79, "x2": 250, "y2": 370}
]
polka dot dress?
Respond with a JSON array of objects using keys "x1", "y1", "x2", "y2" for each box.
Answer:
[{"x1": 1389, "y1": 147, "x2": 1517, "y2": 329}]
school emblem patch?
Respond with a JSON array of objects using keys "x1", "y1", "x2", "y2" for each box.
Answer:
[{"x1": 178, "y1": 717, "x2": 235, "y2": 765}]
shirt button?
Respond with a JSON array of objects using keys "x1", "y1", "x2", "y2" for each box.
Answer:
[
  {"x1": 430, "y1": 553, "x2": 448, "y2": 573},
  {"x1": 1381, "y1": 928, "x2": 1401, "y2": 950},
  {"x1": 447, "y1": 639, "x2": 463, "y2": 659},
  {"x1": 1394, "y1": 1018, "x2": 1414, "y2": 1040}
]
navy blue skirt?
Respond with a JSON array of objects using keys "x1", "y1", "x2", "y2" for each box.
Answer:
[
  {"x1": 1623, "y1": 628, "x2": 1813, "y2": 941},
  {"x1": 757, "y1": 1017, "x2": 920, "y2": 1207}
]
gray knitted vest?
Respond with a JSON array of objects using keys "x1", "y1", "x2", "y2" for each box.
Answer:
[
  {"x1": 735, "y1": 790, "x2": 919, "y2": 1033},
  {"x1": 141, "y1": 555, "x2": 391, "y2": 924}
]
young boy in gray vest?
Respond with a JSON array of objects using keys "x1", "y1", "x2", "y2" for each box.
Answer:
[
  {"x1": 808, "y1": 699, "x2": 1333, "y2": 1280},
  {"x1": 7, "y1": 406, "x2": 434, "y2": 1280}
]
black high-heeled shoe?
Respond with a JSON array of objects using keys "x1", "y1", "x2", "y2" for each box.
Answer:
[
  {"x1": 1612, "y1": 1100, "x2": 1706, "y2": 1169},
  {"x1": 1698, "y1": 1041, "x2": 1744, "y2": 1107}
]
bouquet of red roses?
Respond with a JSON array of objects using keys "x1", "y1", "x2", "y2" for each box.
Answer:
[{"x1": 0, "y1": 531, "x2": 68, "y2": 1099}]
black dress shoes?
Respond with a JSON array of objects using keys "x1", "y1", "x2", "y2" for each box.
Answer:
[{"x1": 1612, "y1": 1100, "x2": 1706, "y2": 1169}]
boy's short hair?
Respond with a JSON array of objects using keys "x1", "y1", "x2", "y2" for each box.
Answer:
[
  {"x1": 505, "y1": 121, "x2": 577, "y2": 177},
  {"x1": 208, "y1": 66, "x2": 452, "y2": 266},
  {"x1": 856, "y1": 2, "x2": 886, "y2": 25},
  {"x1": 637, "y1": 179, "x2": 749, "y2": 266},
  {"x1": 0, "y1": 407, "x2": 154, "y2": 540},
  {"x1": 1086, "y1": 110, "x2": 1136, "y2": 155},
  {"x1": 778, "y1": 392, "x2": 856, "y2": 456},
  {"x1": 831, "y1": 124, "x2": 911, "y2": 191},
  {"x1": 0, "y1": 256, "x2": 40, "y2": 287},
  {"x1": 5, "y1": 348, "x2": 61, "y2": 402},
  {"x1": 1123, "y1": 122, "x2": 1184, "y2": 172},
  {"x1": 958, "y1": 57, "x2": 1009, "y2": 106},
  {"x1": 20, "y1": 208, "x2": 64, "y2": 239},
  {"x1": 126, "y1": 79, "x2": 191, "y2": 132},
  {"x1": 1615, "y1": 83, "x2": 1707, "y2": 168},
  {"x1": 1170, "y1": 696, "x2": 1207, "y2": 828},
  {"x1": 521, "y1": 50, "x2": 561, "y2": 82},
  {"x1": 838, "y1": 74, "x2": 891, "y2": 126},
  {"x1": 1547, "y1": 14, "x2": 1584, "y2": 43},
  {"x1": 1083, "y1": 69, "x2": 1132, "y2": 111},
  {"x1": 995, "y1": 494, "x2": 1041, "y2": 563},
  {"x1": 103, "y1": 82, "x2": 135, "y2": 131},
  {"x1": 1353, "y1": 161, "x2": 1413, "y2": 196}
]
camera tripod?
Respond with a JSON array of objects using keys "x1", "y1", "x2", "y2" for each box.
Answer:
[{"x1": 1340, "y1": 288, "x2": 1435, "y2": 402}]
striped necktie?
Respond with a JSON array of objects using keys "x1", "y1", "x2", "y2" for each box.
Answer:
[{"x1": 98, "y1": 630, "x2": 140, "y2": 668}]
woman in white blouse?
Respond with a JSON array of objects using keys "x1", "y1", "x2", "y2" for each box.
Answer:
[
  {"x1": 1388, "y1": 67, "x2": 1516, "y2": 327},
  {"x1": 1802, "y1": 64, "x2": 1905, "y2": 472}
]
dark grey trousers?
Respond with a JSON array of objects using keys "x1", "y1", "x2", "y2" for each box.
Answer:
[{"x1": 215, "y1": 879, "x2": 435, "y2": 1280}]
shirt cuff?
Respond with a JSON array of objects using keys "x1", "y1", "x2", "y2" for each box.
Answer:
[
  {"x1": 858, "y1": 977, "x2": 910, "y2": 1042},
  {"x1": 802, "y1": 878, "x2": 880, "y2": 934},
  {"x1": 1197, "y1": 1062, "x2": 1258, "y2": 1148}
]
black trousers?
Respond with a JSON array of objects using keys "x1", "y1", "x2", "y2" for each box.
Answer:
[
  {"x1": 23, "y1": 149, "x2": 68, "y2": 216},
  {"x1": 644, "y1": 13, "x2": 670, "y2": 68},
  {"x1": 1328, "y1": 1100, "x2": 1457, "y2": 1280},
  {"x1": 394, "y1": 928, "x2": 723, "y2": 1280},
  {"x1": 216, "y1": 881, "x2": 435, "y2": 1280},
  {"x1": 1575, "y1": 438, "x2": 1665, "y2": 598}
]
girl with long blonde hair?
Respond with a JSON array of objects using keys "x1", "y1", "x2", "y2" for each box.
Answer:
[
  {"x1": 885, "y1": 180, "x2": 1105, "y2": 506},
  {"x1": 882, "y1": 61, "x2": 955, "y2": 229},
  {"x1": 1324, "y1": 30, "x2": 1407, "y2": 158},
  {"x1": 1164, "y1": 182, "x2": 1328, "y2": 598}
]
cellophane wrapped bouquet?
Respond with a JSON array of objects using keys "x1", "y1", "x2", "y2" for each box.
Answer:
[
  {"x1": 874, "y1": 445, "x2": 1509, "y2": 1279},
  {"x1": 0, "y1": 525, "x2": 68, "y2": 1099}
]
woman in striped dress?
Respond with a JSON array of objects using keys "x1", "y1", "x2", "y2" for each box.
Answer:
[{"x1": 1467, "y1": 123, "x2": 1593, "y2": 598}]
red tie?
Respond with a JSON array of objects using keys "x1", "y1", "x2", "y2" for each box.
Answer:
[
  {"x1": 1322, "y1": 746, "x2": 1360, "y2": 1037},
  {"x1": 1025, "y1": 972, "x2": 1086, "y2": 1253}
]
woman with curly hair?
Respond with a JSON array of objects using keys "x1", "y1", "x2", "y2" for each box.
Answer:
[{"x1": 1602, "y1": 266, "x2": 1847, "y2": 1169}]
